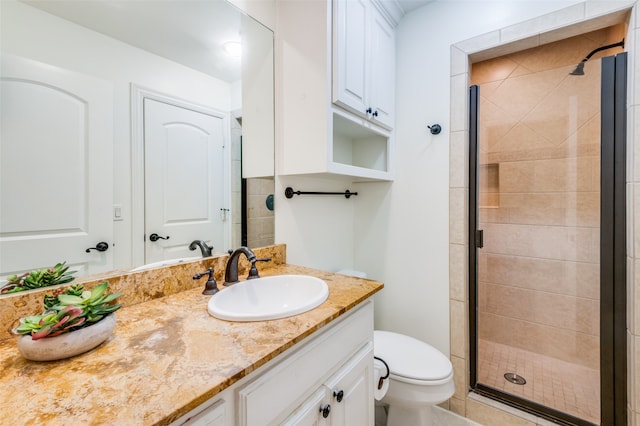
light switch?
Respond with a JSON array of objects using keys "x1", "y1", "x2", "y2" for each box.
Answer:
[{"x1": 113, "y1": 204, "x2": 123, "y2": 221}]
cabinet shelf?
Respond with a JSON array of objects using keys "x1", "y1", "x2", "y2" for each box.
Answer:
[{"x1": 330, "y1": 112, "x2": 392, "y2": 181}]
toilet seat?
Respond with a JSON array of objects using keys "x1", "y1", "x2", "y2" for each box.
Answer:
[{"x1": 374, "y1": 330, "x2": 453, "y2": 384}]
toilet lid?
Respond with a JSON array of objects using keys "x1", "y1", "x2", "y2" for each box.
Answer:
[{"x1": 374, "y1": 330, "x2": 453, "y2": 381}]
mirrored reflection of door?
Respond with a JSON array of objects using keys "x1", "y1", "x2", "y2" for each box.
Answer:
[
  {"x1": 0, "y1": 54, "x2": 114, "y2": 278},
  {"x1": 144, "y1": 98, "x2": 226, "y2": 263}
]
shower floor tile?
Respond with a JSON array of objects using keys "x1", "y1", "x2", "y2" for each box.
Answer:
[{"x1": 477, "y1": 339, "x2": 599, "y2": 424}]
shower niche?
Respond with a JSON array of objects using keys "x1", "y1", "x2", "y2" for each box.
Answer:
[{"x1": 479, "y1": 163, "x2": 499, "y2": 209}]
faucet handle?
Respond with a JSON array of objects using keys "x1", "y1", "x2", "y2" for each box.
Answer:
[
  {"x1": 247, "y1": 258, "x2": 271, "y2": 280},
  {"x1": 194, "y1": 267, "x2": 219, "y2": 295}
]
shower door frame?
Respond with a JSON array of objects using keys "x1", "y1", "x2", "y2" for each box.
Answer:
[{"x1": 468, "y1": 52, "x2": 627, "y2": 426}]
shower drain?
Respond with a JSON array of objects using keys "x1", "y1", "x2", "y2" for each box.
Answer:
[{"x1": 504, "y1": 372, "x2": 526, "y2": 385}]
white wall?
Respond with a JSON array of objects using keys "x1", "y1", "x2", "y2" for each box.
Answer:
[
  {"x1": 357, "y1": 0, "x2": 586, "y2": 354},
  {"x1": 275, "y1": 175, "x2": 357, "y2": 271},
  {"x1": 1, "y1": 2, "x2": 232, "y2": 270}
]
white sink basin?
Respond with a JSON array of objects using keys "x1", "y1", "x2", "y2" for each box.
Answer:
[
  {"x1": 130, "y1": 256, "x2": 201, "y2": 272},
  {"x1": 208, "y1": 275, "x2": 329, "y2": 322}
]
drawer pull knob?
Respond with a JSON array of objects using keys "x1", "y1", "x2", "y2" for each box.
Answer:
[
  {"x1": 320, "y1": 404, "x2": 331, "y2": 418},
  {"x1": 333, "y1": 389, "x2": 344, "y2": 402}
]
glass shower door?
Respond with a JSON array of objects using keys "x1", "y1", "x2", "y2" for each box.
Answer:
[{"x1": 471, "y1": 52, "x2": 606, "y2": 425}]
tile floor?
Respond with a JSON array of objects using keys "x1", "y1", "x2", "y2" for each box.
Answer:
[{"x1": 477, "y1": 339, "x2": 600, "y2": 424}]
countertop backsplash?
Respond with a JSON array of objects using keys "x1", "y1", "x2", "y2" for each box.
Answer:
[{"x1": 0, "y1": 244, "x2": 286, "y2": 341}]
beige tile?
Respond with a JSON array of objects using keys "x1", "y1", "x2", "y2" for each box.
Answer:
[
  {"x1": 489, "y1": 122, "x2": 554, "y2": 155},
  {"x1": 632, "y1": 107, "x2": 640, "y2": 183},
  {"x1": 449, "y1": 244, "x2": 467, "y2": 302},
  {"x1": 585, "y1": 1, "x2": 635, "y2": 20},
  {"x1": 451, "y1": 45, "x2": 468, "y2": 77},
  {"x1": 500, "y1": 3, "x2": 586, "y2": 44},
  {"x1": 486, "y1": 67, "x2": 568, "y2": 122},
  {"x1": 451, "y1": 355, "x2": 467, "y2": 401},
  {"x1": 629, "y1": 331, "x2": 636, "y2": 413},
  {"x1": 532, "y1": 291, "x2": 599, "y2": 335},
  {"x1": 508, "y1": 36, "x2": 582, "y2": 73},
  {"x1": 477, "y1": 340, "x2": 599, "y2": 423},
  {"x1": 481, "y1": 254, "x2": 598, "y2": 300},
  {"x1": 482, "y1": 283, "x2": 536, "y2": 323},
  {"x1": 479, "y1": 313, "x2": 598, "y2": 369},
  {"x1": 633, "y1": 198, "x2": 638, "y2": 283},
  {"x1": 635, "y1": 29, "x2": 640, "y2": 106},
  {"x1": 478, "y1": 206, "x2": 509, "y2": 224},
  {"x1": 635, "y1": 334, "x2": 640, "y2": 413},
  {"x1": 449, "y1": 130, "x2": 468, "y2": 189},
  {"x1": 449, "y1": 397, "x2": 466, "y2": 417},
  {"x1": 526, "y1": 74, "x2": 601, "y2": 148},
  {"x1": 456, "y1": 30, "x2": 501, "y2": 55},
  {"x1": 449, "y1": 188, "x2": 468, "y2": 245},
  {"x1": 450, "y1": 73, "x2": 470, "y2": 133},
  {"x1": 470, "y1": 55, "x2": 519, "y2": 85},
  {"x1": 450, "y1": 299, "x2": 467, "y2": 359},
  {"x1": 466, "y1": 397, "x2": 535, "y2": 426},
  {"x1": 629, "y1": 107, "x2": 637, "y2": 183},
  {"x1": 635, "y1": 184, "x2": 640, "y2": 258},
  {"x1": 632, "y1": 258, "x2": 639, "y2": 334},
  {"x1": 478, "y1": 97, "x2": 519, "y2": 152},
  {"x1": 481, "y1": 222, "x2": 598, "y2": 263}
]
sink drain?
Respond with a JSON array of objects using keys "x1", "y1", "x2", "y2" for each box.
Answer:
[{"x1": 504, "y1": 372, "x2": 526, "y2": 385}]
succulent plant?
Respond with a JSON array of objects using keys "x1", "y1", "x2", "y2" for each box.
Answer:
[
  {"x1": 1, "y1": 262, "x2": 76, "y2": 294},
  {"x1": 13, "y1": 282, "x2": 121, "y2": 340}
]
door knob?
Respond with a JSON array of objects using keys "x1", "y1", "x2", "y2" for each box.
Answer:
[
  {"x1": 149, "y1": 233, "x2": 170, "y2": 242},
  {"x1": 86, "y1": 242, "x2": 109, "y2": 253}
]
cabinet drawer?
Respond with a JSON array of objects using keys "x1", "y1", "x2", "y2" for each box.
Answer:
[{"x1": 238, "y1": 301, "x2": 373, "y2": 425}]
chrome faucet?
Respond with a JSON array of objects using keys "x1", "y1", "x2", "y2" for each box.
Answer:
[
  {"x1": 224, "y1": 246, "x2": 258, "y2": 286},
  {"x1": 189, "y1": 240, "x2": 213, "y2": 258}
]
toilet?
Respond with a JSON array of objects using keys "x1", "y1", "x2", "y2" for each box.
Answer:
[{"x1": 374, "y1": 330, "x2": 455, "y2": 425}]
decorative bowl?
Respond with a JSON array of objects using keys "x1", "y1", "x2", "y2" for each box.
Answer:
[{"x1": 17, "y1": 314, "x2": 116, "y2": 361}]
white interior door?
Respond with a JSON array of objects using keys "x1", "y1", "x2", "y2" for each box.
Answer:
[
  {"x1": 0, "y1": 54, "x2": 114, "y2": 278},
  {"x1": 144, "y1": 98, "x2": 226, "y2": 263}
]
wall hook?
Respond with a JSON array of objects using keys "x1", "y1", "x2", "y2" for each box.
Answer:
[{"x1": 428, "y1": 124, "x2": 442, "y2": 135}]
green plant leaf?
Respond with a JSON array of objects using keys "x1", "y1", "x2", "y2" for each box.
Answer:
[{"x1": 56, "y1": 294, "x2": 84, "y2": 305}]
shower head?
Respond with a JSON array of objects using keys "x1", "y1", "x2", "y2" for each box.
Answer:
[
  {"x1": 570, "y1": 62, "x2": 585, "y2": 76},
  {"x1": 569, "y1": 39, "x2": 624, "y2": 76}
]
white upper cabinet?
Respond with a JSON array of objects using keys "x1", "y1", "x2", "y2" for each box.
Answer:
[
  {"x1": 278, "y1": 0, "x2": 396, "y2": 181},
  {"x1": 333, "y1": 0, "x2": 395, "y2": 130}
]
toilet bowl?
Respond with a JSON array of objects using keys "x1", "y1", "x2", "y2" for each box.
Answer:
[{"x1": 374, "y1": 330, "x2": 455, "y2": 425}]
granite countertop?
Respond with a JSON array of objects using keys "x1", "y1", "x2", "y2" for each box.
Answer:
[{"x1": 0, "y1": 264, "x2": 383, "y2": 425}]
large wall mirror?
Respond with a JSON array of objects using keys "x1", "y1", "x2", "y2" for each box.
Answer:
[{"x1": 0, "y1": 0, "x2": 275, "y2": 287}]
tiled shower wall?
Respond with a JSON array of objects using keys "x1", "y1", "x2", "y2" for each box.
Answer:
[
  {"x1": 471, "y1": 25, "x2": 625, "y2": 370},
  {"x1": 448, "y1": 2, "x2": 639, "y2": 423},
  {"x1": 246, "y1": 178, "x2": 275, "y2": 248},
  {"x1": 230, "y1": 117, "x2": 275, "y2": 250}
]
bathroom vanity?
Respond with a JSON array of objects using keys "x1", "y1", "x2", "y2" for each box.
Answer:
[{"x1": 0, "y1": 256, "x2": 382, "y2": 425}]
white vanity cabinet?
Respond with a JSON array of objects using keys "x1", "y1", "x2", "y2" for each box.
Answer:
[
  {"x1": 333, "y1": 0, "x2": 395, "y2": 130},
  {"x1": 238, "y1": 301, "x2": 374, "y2": 425},
  {"x1": 282, "y1": 344, "x2": 373, "y2": 425},
  {"x1": 172, "y1": 389, "x2": 234, "y2": 426},
  {"x1": 278, "y1": 0, "x2": 396, "y2": 181},
  {"x1": 172, "y1": 300, "x2": 375, "y2": 426}
]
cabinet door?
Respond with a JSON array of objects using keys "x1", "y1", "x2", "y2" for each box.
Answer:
[
  {"x1": 369, "y1": 7, "x2": 395, "y2": 129},
  {"x1": 281, "y1": 388, "x2": 329, "y2": 426},
  {"x1": 333, "y1": 0, "x2": 368, "y2": 116},
  {"x1": 324, "y1": 344, "x2": 374, "y2": 426}
]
